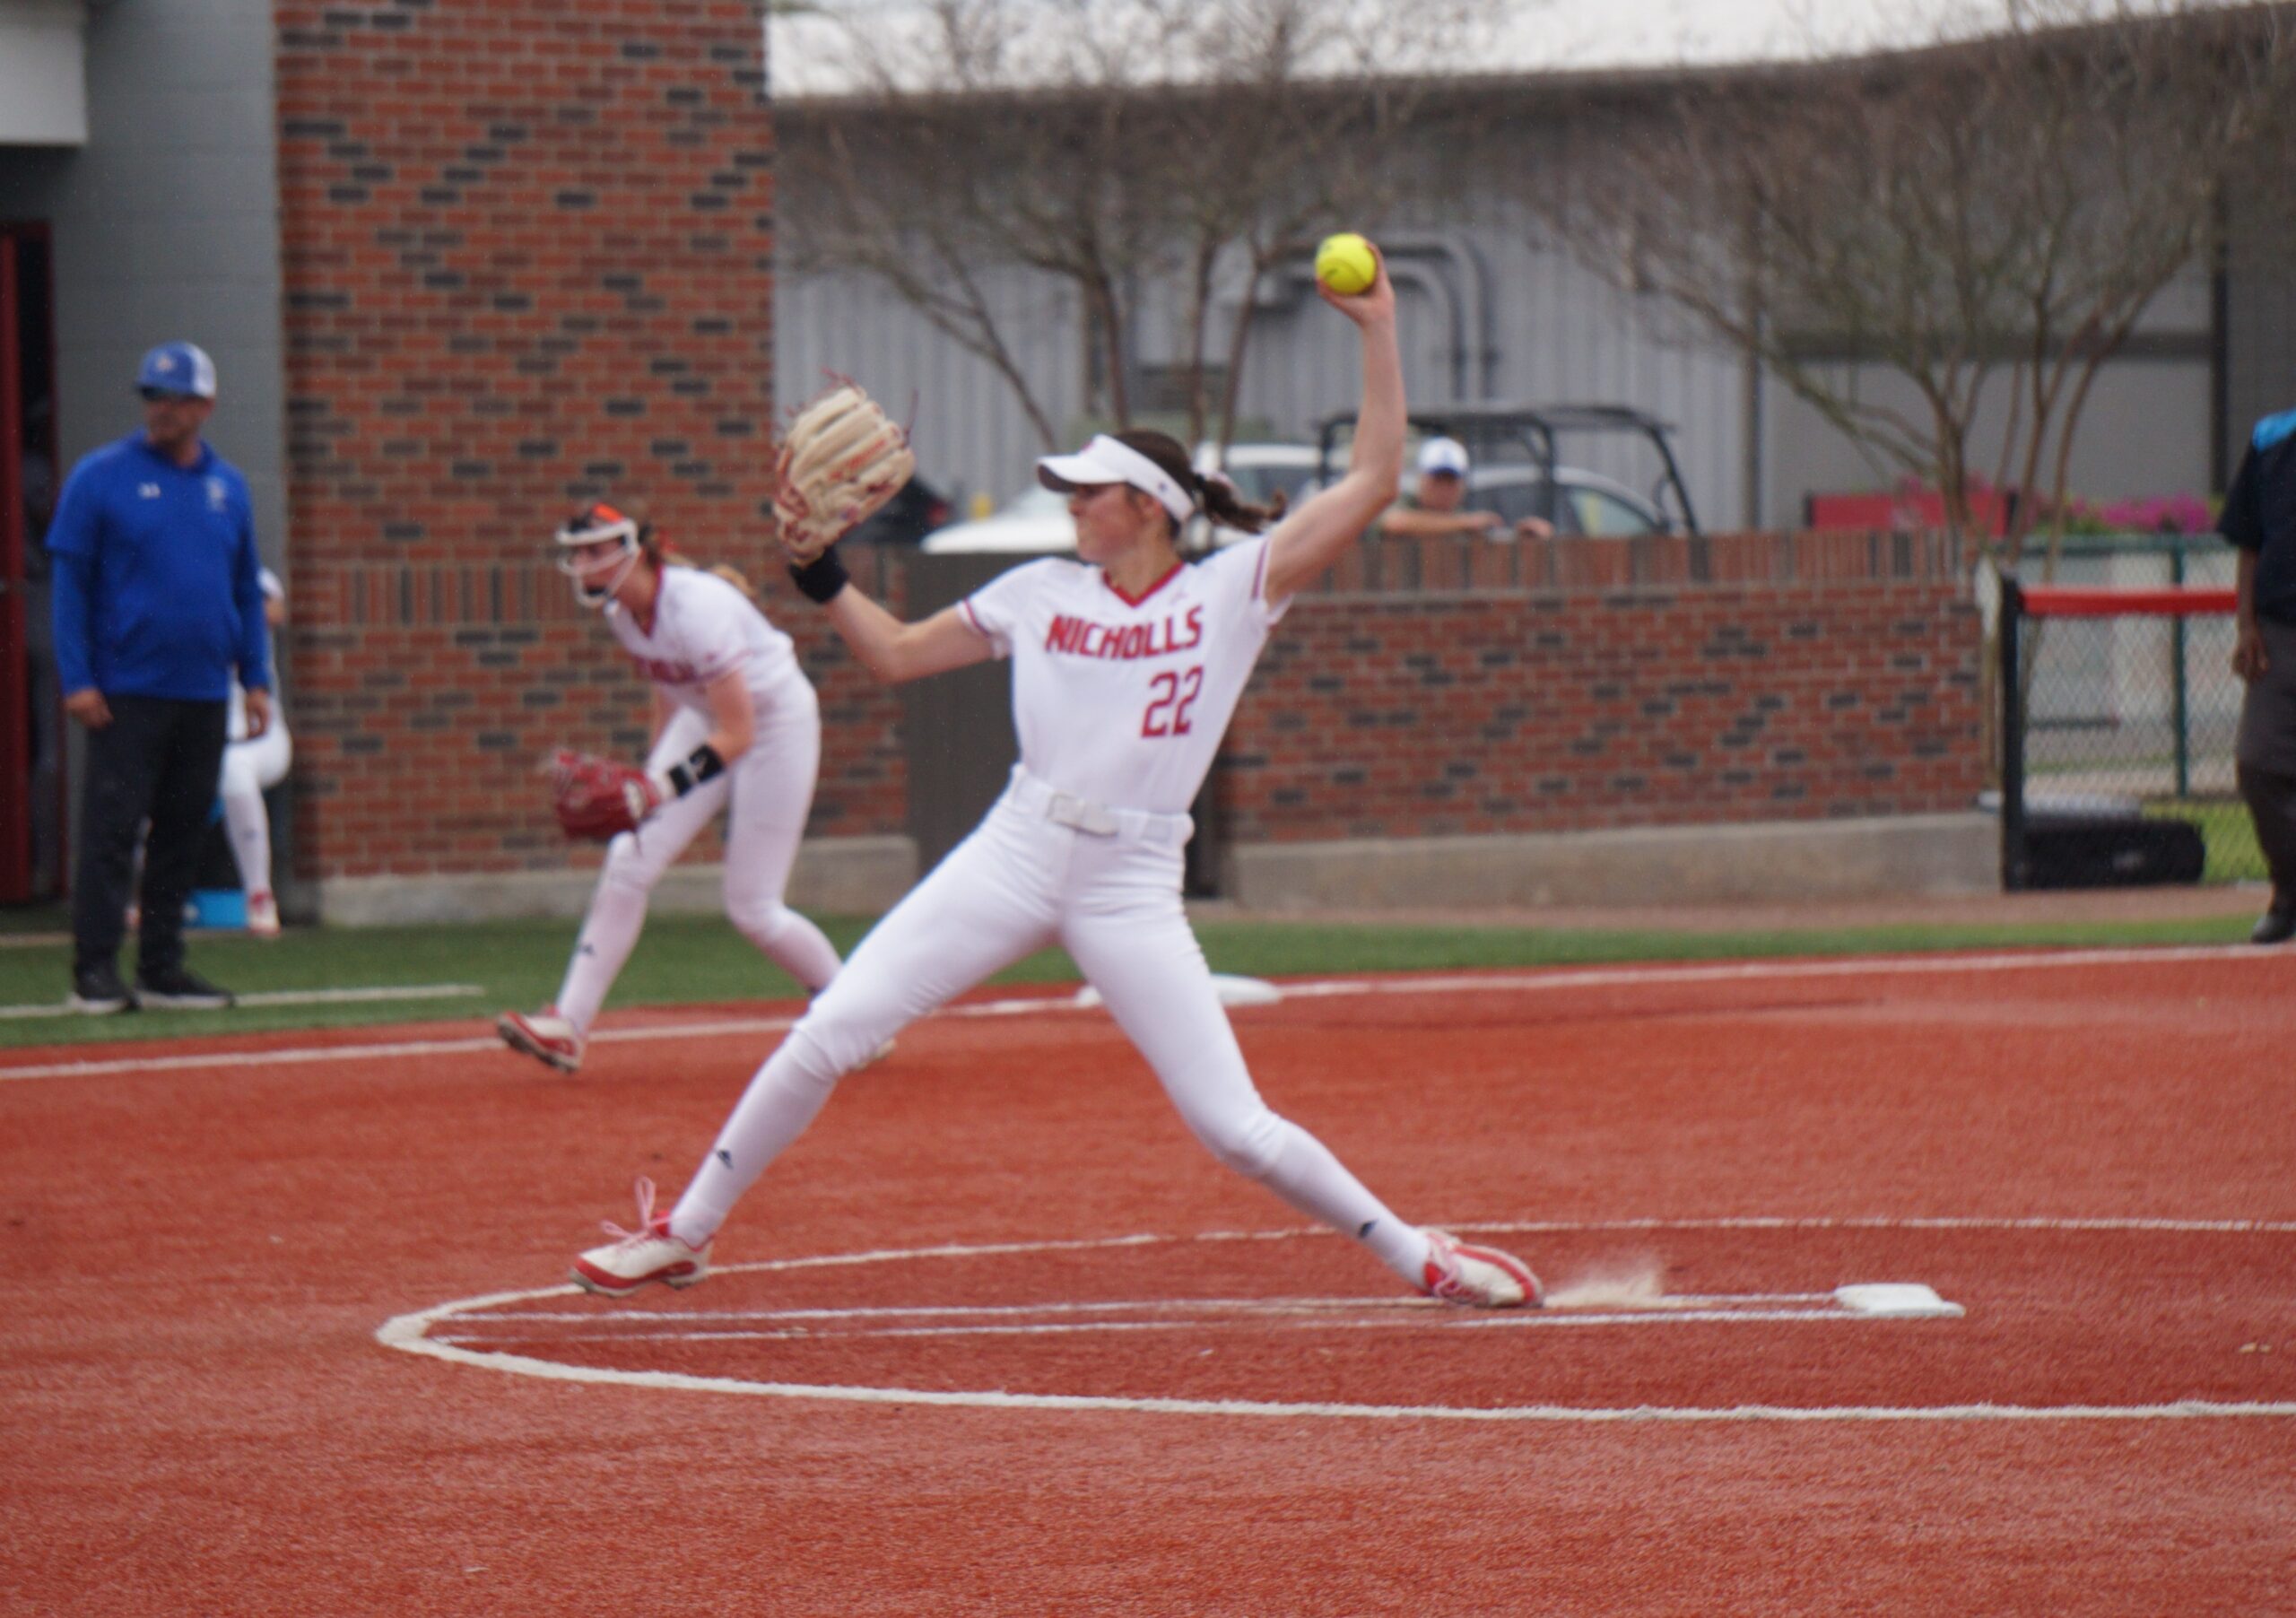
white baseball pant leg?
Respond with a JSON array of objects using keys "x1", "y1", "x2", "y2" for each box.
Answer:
[
  {"x1": 671, "y1": 800, "x2": 1063, "y2": 1242},
  {"x1": 1057, "y1": 831, "x2": 1431, "y2": 1289},
  {"x1": 219, "y1": 720, "x2": 291, "y2": 897},
  {"x1": 673, "y1": 792, "x2": 1429, "y2": 1288},
  {"x1": 718, "y1": 680, "x2": 842, "y2": 995}
]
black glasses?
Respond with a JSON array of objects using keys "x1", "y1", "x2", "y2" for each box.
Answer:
[{"x1": 139, "y1": 388, "x2": 204, "y2": 404}]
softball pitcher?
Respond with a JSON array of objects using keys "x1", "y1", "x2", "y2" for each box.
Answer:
[
  {"x1": 574, "y1": 251, "x2": 1541, "y2": 1309},
  {"x1": 497, "y1": 505, "x2": 847, "y2": 1074}
]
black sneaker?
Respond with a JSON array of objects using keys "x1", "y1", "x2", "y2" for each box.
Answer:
[
  {"x1": 134, "y1": 964, "x2": 236, "y2": 1010},
  {"x1": 67, "y1": 962, "x2": 136, "y2": 1015},
  {"x1": 2252, "y1": 894, "x2": 2296, "y2": 946}
]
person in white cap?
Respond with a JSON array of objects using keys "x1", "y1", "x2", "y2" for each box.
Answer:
[
  {"x1": 569, "y1": 248, "x2": 1544, "y2": 1312},
  {"x1": 1378, "y1": 435, "x2": 1553, "y2": 541}
]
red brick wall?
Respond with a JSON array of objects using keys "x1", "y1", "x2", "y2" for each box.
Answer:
[
  {"x1": 265, "y1": 2, "x2": 1983, "y2": 895},
  {"x1": 1218, "y1": 530, "x2": 1986, "y2": 843},
  {"x1": 274, "y1": 0, "x2": 909, "y2": 881}
]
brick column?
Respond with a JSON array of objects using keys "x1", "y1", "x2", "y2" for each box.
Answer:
[{"x1": 275, "y1": 0, "x2": 904, "y2": 889}]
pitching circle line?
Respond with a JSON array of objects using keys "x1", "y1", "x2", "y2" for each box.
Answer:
[{"x1": 376, "y1": 1219, "x2": 2296, "y2": 1423}]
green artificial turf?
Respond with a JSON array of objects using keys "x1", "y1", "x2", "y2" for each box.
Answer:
[
  {"x1": 0, "y1": 905, "x2": 2257, "y2": 1049},
  {"x1": 2141, "y1": 799, "x2": 2266, "y2": 884}
]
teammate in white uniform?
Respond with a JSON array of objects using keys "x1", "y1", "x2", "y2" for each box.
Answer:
[
  {"x1": 497, "y1": 504, "x2": 848, "y2": 1073},
  {"x1": 220, "y1": 568, "x2": 291, "y2": 936},
  {"x1": 573, "y1": 255, "x2": 1541, "y2": 1308}
]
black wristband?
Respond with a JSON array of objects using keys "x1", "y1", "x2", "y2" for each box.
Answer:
[
  {"x1": 664, "y1": 742, "x2": 726, "y2": 798},
  {"x1": 788, "y1": 548, "x2": 850, "y2": 605}
]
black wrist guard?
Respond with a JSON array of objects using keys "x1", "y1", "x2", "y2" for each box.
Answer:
[
  {"x1": 788, "y1": 548, "x2": 850, "y2": 605},
  {"x1": 664, "y1": 742, "x2": 726, "y2": 798}
]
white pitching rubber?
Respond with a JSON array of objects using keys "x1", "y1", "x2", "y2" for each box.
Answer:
[{"x1": 1834, "y1": 1283, "x2": 1963, "y2": 1318}]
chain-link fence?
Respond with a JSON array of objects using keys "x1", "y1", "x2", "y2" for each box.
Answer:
[{"x1": 1999, "y1": 545, "x2": 2257, "y2": 888}]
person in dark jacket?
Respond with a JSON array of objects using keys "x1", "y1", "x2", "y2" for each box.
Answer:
[
  {"x1": 47, "y1": 342, "x2": 271, "y2": 1011},
  {"x1": 2222, "y1": 405, "x2": 2296, "y2": 945}
]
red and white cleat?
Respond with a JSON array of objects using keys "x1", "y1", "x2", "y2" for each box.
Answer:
[
  {"x1": 498, "y1": 1006, "x2": 584, "y2": 1074},
  {"x1": 1422, "y1": 1229, "x2": 1544, "y2": 1309},
  {"x1": 571, "y1": 1176, "x2": 711, "y2": 1298},
  {"x1": 246, "y1": 892, "x2": 282, "y2": 938}
]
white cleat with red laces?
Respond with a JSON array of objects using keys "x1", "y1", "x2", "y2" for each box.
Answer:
[
  {"x1": 246, "y1": 892, "x2": 283, "y2": 938},
  {"x1": 571, "y1": 1177, "x2": 711, "y2": 1298},
  {"x1": 498, "y1": 1006, "x2": 585, "y2": 1074},
  {"x1": 1422, "y1": 1229, "x2": 1544, "y2": 1309}
]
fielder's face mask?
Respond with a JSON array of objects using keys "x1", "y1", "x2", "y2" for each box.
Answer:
[
  {"x1": 1035, "y1": 436, "x2": 1196, "y2": 528},
  {"x1": 555, "y1": 503, "x2": 646, "y2": 608}
]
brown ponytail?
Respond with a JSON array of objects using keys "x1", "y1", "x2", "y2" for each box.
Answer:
[
  {"x1": 702, "y1": 561, "x2": 760, "y2": 603},
  {"x1": 1196, "y1": 468, "x2": 1285, "y2": 535}
]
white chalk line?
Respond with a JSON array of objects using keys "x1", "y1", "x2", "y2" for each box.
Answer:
[
  {"x1": 436, "y1": 1291, "x2": 1876, "y2": 1342},
  {"x1": 4, "y1": 940, "x2": 2283, "y2": 1083},
  {"x1": 436, "y1": 1309, "x2": 1933, "y2": 1345},
  {"x1": 0, "y1": 982, "x2": 484, "y2": 1022},
  {"x1": 0, "y1": 1013, "x2": 802, "y2": 1083},
  {"x1": 377, "y1": 1221, "x2": 2294, "y2": 1423},
  {"x1": 443, "y1": 1292, "x2": 1835, "y2": 1324},
  {"x1": 570, "y1": 1217, "x2": 2296, "y2": 1278}
]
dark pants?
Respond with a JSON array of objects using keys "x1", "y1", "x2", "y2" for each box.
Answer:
[
  {"x1": 2237, "y1": 616, "x2": 2296, "y2": 901},
  {"x1": 2238, "y1": 763, "x2": 2296, "y2": 899},
  {"x1": 72, "y1": 694, "x2": 228, "y2": 979}
]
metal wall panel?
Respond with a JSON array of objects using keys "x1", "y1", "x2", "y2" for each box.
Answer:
[
  {"x1": 776, "y1": 101, "x2": 2224, "y2": 541},
  {"x1": 779, "y1": 220, "x2": 1752, "y2": 529},
  {"x1": 2226, "y1": 189, "x2": 2296, "y2": 476},
  {"x1": 0, "y1": 0, "x2": 285, "y2": 562}
]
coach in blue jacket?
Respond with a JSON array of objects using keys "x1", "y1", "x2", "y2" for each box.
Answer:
[{"x1": 48, "y1": 343, "x2": 271, "y2": 1013}]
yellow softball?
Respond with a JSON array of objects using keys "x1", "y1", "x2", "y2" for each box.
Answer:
[{"x1": 1314, "y1": 232, "x2": 1378, "y2": 297}]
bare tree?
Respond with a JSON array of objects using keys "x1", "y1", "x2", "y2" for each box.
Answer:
[
  {"x1": 1535, "y1": 0, "x2": 2294, "y2": 567},
  {"x1": 774, "y1": 0, "x2": 1491, "y2": 449}
]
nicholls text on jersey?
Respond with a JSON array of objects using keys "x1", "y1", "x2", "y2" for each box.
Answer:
[{"x1": 1043, "y1": 607, "x2": 1204, "y2": 661}]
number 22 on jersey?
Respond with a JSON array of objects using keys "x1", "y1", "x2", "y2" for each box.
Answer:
[{"x1": 1143, "y1": 665, "x2": 1204, "y2": 737}]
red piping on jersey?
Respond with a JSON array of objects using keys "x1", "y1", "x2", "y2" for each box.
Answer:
[{"x1": 1101, "y1": 558, "x2": 1185, "y2": 608}]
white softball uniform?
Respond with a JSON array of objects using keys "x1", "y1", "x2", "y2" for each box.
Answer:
[
  {"x1": 674, "y1": 538, "x2": 1427, "y2": 1287},
  {"x1": 222, "y1": 571, "x2": 290, "y2": 897},
  {"x1": 603, "y1": 563, "x2": 807, "y2": 723},
  {"x1": 553, "y1": 565, "x2": 842, "y2": 1032}
]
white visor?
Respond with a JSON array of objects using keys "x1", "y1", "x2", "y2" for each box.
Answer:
[{"x1": 1036, "y1": 436, "x2": 1195, "y2": 526}]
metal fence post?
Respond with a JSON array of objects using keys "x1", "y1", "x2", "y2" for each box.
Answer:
[
  {"x1": 1999, "y1": 575, "x2": 2026, "y2": 892},
  {"x1": 2170, "y1": 541, "x2": 2191, "y2": 797}
]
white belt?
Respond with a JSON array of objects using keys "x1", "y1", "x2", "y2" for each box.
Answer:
[{"x1": 1004, "y1": 767, "x2": 1190, "y2": 848}]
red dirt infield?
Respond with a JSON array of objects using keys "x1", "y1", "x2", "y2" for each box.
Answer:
[{"x1": 4, "y1": 946, "x2": 2293, "y2": 1614}]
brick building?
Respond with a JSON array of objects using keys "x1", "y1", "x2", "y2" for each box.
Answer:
[
  {"x1": 2, "y1": 0, "x2": 2001, "y2": 922},
  {"x1": 3, "y1": 0, "x2": 908, "y2": 921}
]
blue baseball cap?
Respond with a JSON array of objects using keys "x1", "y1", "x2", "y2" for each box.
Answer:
[{"x1": 135, "y1": 342, "x2": 217, "y2": 400}]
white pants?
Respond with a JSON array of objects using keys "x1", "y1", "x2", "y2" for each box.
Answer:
[
  {"x1": 220, "y1": 720, "x2": 291, "y2": 896},
  {"x1": 555, "y1": 688, "x2": 842, "y2": 1031},
  {"x1": 673, "y1": 768, "x2": 1429, "y2": 1286}
]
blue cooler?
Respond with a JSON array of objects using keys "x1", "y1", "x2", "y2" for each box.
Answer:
[{"x1": 186, "y1": 889, "x2": 248, "y2": 930}]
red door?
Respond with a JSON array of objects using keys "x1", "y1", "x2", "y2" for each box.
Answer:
[{"x1": 1, "y1": 223, "x2": 62, "y2": 904}]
